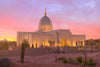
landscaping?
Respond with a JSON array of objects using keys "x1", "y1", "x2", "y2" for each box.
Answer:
[
  {"x1": 0, "y1": 58, "x2": 12, "y2": 67},
  {"x1": 58, "y1": 56, "x2": 96, "y2": 66}
]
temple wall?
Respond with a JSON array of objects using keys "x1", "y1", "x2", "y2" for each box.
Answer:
[
  {"x1": 17, "y1": 30, "x2": 86, "y2": 47},
  {"x1": 17, "y1": 32, "x2": 30, "y2": 47},
  {"x1": 31, "y1": 32, "x2": 54, "y2": 47},
  {"x1": 17, "y1": 32, "x2": 54, "y2": 47},
  {"x1": 72, "y1": 35, "x2": 86, "y2": 46},
  {"x1": 53, "y1": 30, "x2": 72, "y2": 46}
]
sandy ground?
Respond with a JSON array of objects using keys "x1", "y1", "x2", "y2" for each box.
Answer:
[{"x1": 1, "y1": 52, "x2": 100, "y2": 67}]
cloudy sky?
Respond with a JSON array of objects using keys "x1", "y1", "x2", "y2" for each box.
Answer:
[{"x1": 0, "y1": 0, "x2": 100, "y2": 41}]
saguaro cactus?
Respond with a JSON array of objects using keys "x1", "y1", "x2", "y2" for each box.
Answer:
[{"x1": 21, "y1": 43, "x2": 25, "y2": 63}]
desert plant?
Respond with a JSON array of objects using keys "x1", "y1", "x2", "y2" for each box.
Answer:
[
  {"x1": 76, "y1": 56, "x2": 83, "y2": 63},
  {"x1": 54, "y1": 54, "x2": 58, "y2": 62},
  {"x1": 56, "y1": 46, "x2": 60, "y2": 54},
  {"x1": 31, "y1": 44, "x2": 34, "y2": 48},
  {"x1": 4, "y1": 41, "x2": 9, "y2": 50},
  {"x1": 48, "y1": 40, "x2": 52, "y2": 46},
  {"x1": 22, "y1": 39, "x2": 29, "y2": 48},
  {"x1": 58, "y1": 57, "x2": 66, "y2": 60},
  {"x1": 89, "y1": 40, "x2": 95, "y2": 52},
  {"x1": 86, "y1": 59, "x2": 96, "y2": 66},
  {"x1": 52, "y1": 41, "x2": 55, "y2": 47},
  {"x1": 61, "y1": 45, "x2": 67, "y2": 53},
  {"x1": 62, "y1": 59, "x2": 68, "y2": 63},
  {"x1": 82, "y1": 59, "x2": 88, "y2": 64},
  {"x1": 81, "y1": 46, "x2": 87, "y2": 67},
  {"x1": 68, "y1": 57, "x2": 75, "y2": 64},
  {"x1": 0, "y1": 58, "x2": 11, "y2": 67},
  {"x1": 21, "y1": 43, "x2": 25, "y2": 63}
]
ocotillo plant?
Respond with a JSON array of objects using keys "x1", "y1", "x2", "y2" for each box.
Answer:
[{"x1": 21, "y1": 43, "x2": 25, "y2": 63}]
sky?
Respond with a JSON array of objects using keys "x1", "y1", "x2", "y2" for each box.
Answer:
[{"x1": 0, "y1": 0, "x2": 100, "y2": 41}]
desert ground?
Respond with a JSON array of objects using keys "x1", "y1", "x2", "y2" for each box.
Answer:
[{"x1": 5, "y1": 51, "x2": 100, "y2": 67}]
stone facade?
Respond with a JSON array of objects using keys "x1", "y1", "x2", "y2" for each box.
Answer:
[
  {"x1": 17, "y1": 9, "x2": 86, "y2": 47},
  {"x1": 17, "y1": 29, "x2": 85, "y2": 47}
]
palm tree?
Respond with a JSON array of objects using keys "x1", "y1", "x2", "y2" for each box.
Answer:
[
  {"x1": 52, "y1": 41, "x2": 55, "y2": 47},
  {"x1": 48, "y1": 40, "x2": 52, "y2": 46}
]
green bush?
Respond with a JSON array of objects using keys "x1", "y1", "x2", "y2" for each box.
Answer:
[
  {"x1": 68, "y1": 57, "x2": 75, "y2": 64},
  {"x1": 76, "y1": 56, "x2": 83, "y2": 63},
  {"x1": 62, "y1": 59, "x2": 68, "y2": 63},
  {"x1": 86, "y1": 59, "x2": 96, "y2": 66},
  {"x1": 58, "y1": 57, "x2": 66, "y2": 60},
  {"x1": 83, "y1": 60, "x2": 88, "y2": 65},
  {"x1": 0, "y1": 58, "x2": 11, "y2": 67}
]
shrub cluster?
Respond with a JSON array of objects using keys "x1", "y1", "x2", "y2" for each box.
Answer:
[
  {"x1": 67, "y1": 57, "x2": 75, "y2": 64},
  {"x1": 58, "y1": 56, "x2": 96, "y2": 66},
  {"x1": 76, "y1": 56, "x2": 83, "y2": 63},
  {"x1": 58, "y1": 57, "x2": 75, "y2": 64},
  {"x1": 58, "y1": 57, "x2": 66, "y2": 60},
  {"x1": 84, "y1": 59, "x2": 96, "y2": 66},
  {"x1": 0, "y1": 58, "x2": 11, "y2": 67},
  {"x1": 62, "y1": 59, "x2": 68, "y2": 63}
]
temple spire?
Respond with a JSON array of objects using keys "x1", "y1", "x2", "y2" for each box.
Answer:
[{"x1": 45, "y1": 8, "x2": 47, "y2": 16}]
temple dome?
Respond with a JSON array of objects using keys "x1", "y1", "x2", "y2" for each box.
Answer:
[
  {"x1": 39, "y1": 16, "x2": 52, "y2": 25},
  {"x1": 38, "y1": 8, "x2": 53, "y2": 32}
]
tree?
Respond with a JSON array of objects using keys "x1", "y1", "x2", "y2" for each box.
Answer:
[
  {"x1": 89, "y1": 40, "x2": 95, "y2": 52},
  {"x1": 31, "y1": 44, "x2": 34, "y2": 48},
  {"x1": 79, "y1": 46, "x2": 87, "y2": 67},
  {"x1": 20, "y1": 39, "x2": 29, "y2": 63},
  {"x1": 99, "y1": 42, "x2": 100, "y2": 45},
  {"x1": 4, "y1": 41, "x2": 9, "y2": 50},
  {"x1": 52, "y1": 41, "x2": 55, "y2": 47},
  {"x1": 0, "y1": 41, "x2": 9, "y2": 50},
  {"x1": 22, "y1": 39, "x2": 29, "y2": 48},
  {"x1": 48, "y1": 40, "x2": 52, "y2": 46}
]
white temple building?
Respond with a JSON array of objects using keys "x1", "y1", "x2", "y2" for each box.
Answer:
[{"x1": 17, "y1": 8, "x2": 86, "y2": 48}]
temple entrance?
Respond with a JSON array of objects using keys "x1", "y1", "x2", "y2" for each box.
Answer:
[
  {"x1": 35, "y1": 41, "x2": 38, "y2": 48},
  {"x1": 76, "y1": 41, "x2": 83, "y2": 46},
  {"x1": 62, "y1": 38, "x2": 66, "y2": 46},
  {"x1": 62, "y1": 38, "x2": 69, "y2": 46},
  {"x1": 43, "y1": 41, "x2": 45, "y2": 47}
]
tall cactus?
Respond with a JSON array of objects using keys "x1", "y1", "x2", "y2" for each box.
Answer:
[{"x1": 21, "y1": 43, "x2": 25, "y2": 63}]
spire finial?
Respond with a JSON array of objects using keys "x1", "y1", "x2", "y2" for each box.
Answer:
[
  {"x1": 45, "y1": 8, "x2": 47, "y2": 16},
  {"x1": 45, "y1": 8, "x2": 46, "y2": 12}
]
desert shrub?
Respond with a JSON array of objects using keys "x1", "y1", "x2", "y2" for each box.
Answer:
[
  {"x1": 86, "y1": 59, "x2": 96, "y2": 66},
  {"x1": 21, "y1": 43, "x2": 25, "y2": 63},
  {"x1": 0, "y1": 58, "x2": 11, "y2": 67},
  {"x1": 68, "y1": 57, "x2": 75, "y2": 64},
  {"x1": 83, "y1": 59, "x2": 88, "y2": 65},
  {"x1": 76, "y1": 56, "x2": 83, "y2": 63},
  {"x1": 62, "y1": 59, "x2": 68, "y2": 63},
  {"x1": 58, "y1": 57, "x2": 66, "y2": 60}
]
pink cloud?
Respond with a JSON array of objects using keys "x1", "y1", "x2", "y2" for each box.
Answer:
[
  {"x1": 66, "y1": 22, "x2": 100, "y2": 39},
  {"x1": 0, "y1": 0, "x2": 100, "y2": 40}
]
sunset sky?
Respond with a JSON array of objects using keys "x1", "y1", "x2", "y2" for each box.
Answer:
[{"x1": 0, "y1": 0, "x2": 100, "y2": 41}]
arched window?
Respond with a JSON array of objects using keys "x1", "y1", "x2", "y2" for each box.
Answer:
[
  {"x1": 81, "y1": 41, "x2": 83, "y2": 46},
  {"x1": 76, "y1": 41, "x2": 77, "y2": 46}
]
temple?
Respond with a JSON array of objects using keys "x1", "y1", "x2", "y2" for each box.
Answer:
[{"x1": 17, "y1": 8, "x2": 86, "y2": 48}]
